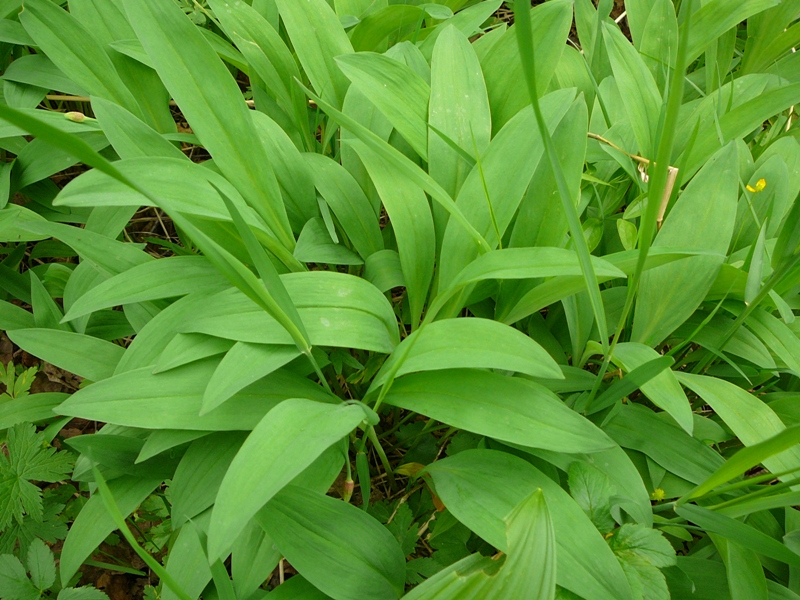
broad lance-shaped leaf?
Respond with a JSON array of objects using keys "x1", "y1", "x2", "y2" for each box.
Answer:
[
  {"x1": 633, "y1": 142, "x2": 738, "y2": 347},
  {"x1": 181, "y1": 271, "x2": 399, "y2": 353},
  {"x1": 256, "y1": 485, "x2": 406, "y2": 600},
  {"x1": 604, "y1": 404, "x2": 724, "y2": 485},
  {"x1": 205, "y1": 0, "x2": 305, "y2": 131},
  {"x1": 298, "y1": 82, "x2": 491, "y2": 255},
  {"x1": 56, "y1": 359, "x2": 337, "y2": 431},
  {"x1": 302, "y1": 153, "x2": 383, "y2": 260},
  {"x1": 428, "y1": 247, "x2": 626, "y2": 320},
  {"x1": 202, "y1": 343, "x2": 301, "y2": 415},
  {"x1": 603, "y1": 22, "x2": 662, "y2": 157},
  {"x1": 207, "y1": 399, "x2": 371, "y2": 560},
  {"x1": 20, "y1": 0, "x2": 141, "y2": 118},
  {"x1": 383, "y1": 369, "x2": 613, "y2": 453},
  {"x1": 677, "y1": 373, "x2": 800, "y2": 483},
  {"x1": 611, "y1": 342, "x2": 693, "y2": 434},
  {"x1": 437, "y1": 88, "x2": 577, "y2": 293},
  {"x1": 63, "y1": 256, "x2": 228, "y2": 321},
  {"x1": 121, "y1": 0, "x2": 294, "y2": 249},
  {"x1": 429, "y1": 25, "x2": 492, "y2": 248},
  {"x1": 0, "y1": 393, "x2": 67, "y2": 430},
  {"x1": 480, "y1": 0, "x2": 572, "y2": 132},
  {"x1": 370, "y1": 317, "x2": 562, "y2": 391},
  {"x1": 275, "y1": 0, "x2": 353, "y2": 109},
  {"x1": 423, "y1": 450, "x2": 633, "y2": 600},
  {"x1": 337, "y1": 52, "x2": 430, "y2": 161},
  {"x1": 403, "y1": 489, "x2": 556, "y2": 600},
  {"x1": 514, "y1": 0, "x2": 609, "y2": 351},
  {"x1": 169, "y1": 432, "x2": 245, "y2": 528},
  {"x1": 350, "y1": 139, "x2": 434, "y2": 328},
  {"x1": 7, "y1": 329, "x2": 123, "y2": 382}
]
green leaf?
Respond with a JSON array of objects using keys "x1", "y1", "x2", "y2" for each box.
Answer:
[
  {"x1": 205, "y1": 0, "x2": 304, "y2": 133},
  {"x1": 371, "y1": 317, "x2": 562, "y2": 390},
  {"x1": 26, "y1": 537, "x2": 55, "y2": 591},
  {"x1": 169, "y1": 432, "x2": 244, "y2": 528},
  {"x1": 121, "y1": 0, "x2": 294, "y2": 249},
  {"x1": 57, "y1": 360, "x2": 336, "y2": 430},
  {"x1": 302, "y1": 153, "x2": 383, "y2": 260},
  {"x1": 350, "y1": 5, "x2": 424, "y2": 52},
  {"x1": 676, "y1": 504, "x2": 800, "y2": 567},
  {"x1": 337, "y1": 52, "x2": 430, "y2": 160},
  {"x1": 746, "y1": 309, "x2": 800, "y2": 376},
  {"x1": 686, "y1": 0, "x2": 780, "y2": 64},
  {"x1": 90, "y1": 96, "x2": 185, "y2": 160},
  {"x1": 609, "y1": 524, "x2": 676, "y2": 569},
  {"x1": 684, "y1": 424, "x2": 800, "y2": 503},
  {"x1": 60, "y1": 474, "x2": 162, "y2": 585},
  {"x1": 181, "y1": 272, "x2": 399, "y2": 353},
  {"x1": 256, "y1": 485, "x2": 406, "y2": 600},
  {"x1": 589, "y1": 355, "x2": 675, "y2": 416},
  {"x1": 437, "y1": 89, "x2": 576, "y2": 292},
  {"x1": 363, "y1": 250, "x2": 404, "y2": 293},
  {"x1": 428, "y1": 25, "x2": 491, "y2": 241},
  {"x1": 603, "y1": 22, "x2": 662, "y2": 157},
  {"x1": 202, "y1": 343, "x2": 300, "y2": 415},
  {"x1": 0, "y1": 393, "x2": 67, "y2": 429},
  {"x1": 208, "y1": 399, "x2": 368, "y2": 561},
  {"x1": 57, "y1": 587, "x2": 110, "y2": 600},
  {"x1": 714, "y1": 537, "x2": 768, "y2": 600},
  {"x1": 63, "y1": 256, "x2": 227, "y2": 321},
  {"x1": 162, "y1": 520, "x2": 211, "y2": 600},
  {"x1": 153, "y1": 333, "x2": 234, "y2": 374},
  {"x1": 430, "y1": 247, "x2": 625, "y2": 319},
  {"x1": 423, "y1": 449, "x2": 633, "y2": 600},
  {"x1": 611, "y1": 343, "x2": 692, "y2": 434},
  {"x1": 251, "y1": 111, "x2": 317, "y2": 226},
  {"x1": 294, "y1": 218, "x2": 364, "y2": 266},
  {"x1": 0, "y1": 423, "x2": 74, "y2": 530},
  {"x1": 349, "y1": 139, "x2": 434, "y2": 328},
  {"x1": 275, "y1": 0, "x2": 353, "y2": 109},
  {"x1": 681, "y1": 83, "x2": 800, "y2": 178},
  {"x1": 302, "y1": 83, "x2": 490, "y2": 255},
  {"x1": 7, "y1": 329, "x2": 124, "y2": 381},
  {"x1": 20, "y1": 0, "x2": 140, "y2": 116},
  {"x1": 383, "y1": 370, "x2": 614, "y2": 453},
  {"x1": 0, "y1": 554, "x2": 39, "y2": 600},
  {"x1": 604, "y1": 404, "x2": 724, "y2": 484},
  {"x1": 568, "y1": 461, "x2": 616, "y2": 533},
  {"x1": 0, "y1": 298, "x2": 35, "y2": 330},
  {"x1": 677, "y1": 373, "x2": 800, "y2": 483},
  {"x1": 633, "y1": 143, "x2": 739, "y2": 346},
  {"x1": 480, "y1": 0, "x2": 572, "y2": 131},
  {"x1": 404, "y1": 489, "x2": 557, "y2": 600}
]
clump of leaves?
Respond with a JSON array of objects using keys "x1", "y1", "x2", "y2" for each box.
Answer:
[
  {"x1": 0, "y1": 538, "x2": 107, "y2": 600},
  {"x1": 1, "y1": 0, "x2": 800, "y2": 597},
  {"x1": 0, "y1": 424, "x2": 73, "y2": 531}
]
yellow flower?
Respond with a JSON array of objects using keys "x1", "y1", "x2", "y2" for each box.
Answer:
[
  {"x1": 650, "y1": 488, "x2": 666, "y2": 501},
  {"x1": 746, "y1": 178, "x2": 767, "y2": 193}
]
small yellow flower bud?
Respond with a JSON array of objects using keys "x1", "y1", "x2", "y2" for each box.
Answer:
[
  {"x1": 746, "y1": 178, "x2": 767, "y2": 193},
  {"x1": 64, "y1": 111, "x2": 86, "y2": 123}
]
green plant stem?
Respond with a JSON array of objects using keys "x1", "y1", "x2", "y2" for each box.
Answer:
[
  {"x1": 586, "y1": 0, "x2": 694, "y2": 404},
  {"x1": 514, "y1": 0, "x2": 609, "y2": 356},
  {"x1": 91, "y1": 464, "x2": 192, "y2": 600}
]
